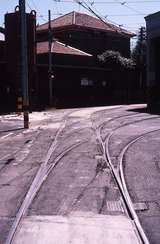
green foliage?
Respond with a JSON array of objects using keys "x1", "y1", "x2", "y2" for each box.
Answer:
[
  {"x1": 131, "y1": 26, "x2": 146, "y2": 66},
  {"x1": 98, "y1": 50, "x2": 135, "y2": 69}
]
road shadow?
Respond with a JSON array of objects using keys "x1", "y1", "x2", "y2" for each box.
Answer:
[
  {"x1": 127, "y1": 106, "x2": 160, "y2": 115},
  {"x1": 0, "y1": 127, "x2": 24, "y2": 133}
]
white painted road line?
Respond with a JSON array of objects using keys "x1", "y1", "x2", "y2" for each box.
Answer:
[{"x1": 1, "y1": 133, "x2": 13, "y2": 139}]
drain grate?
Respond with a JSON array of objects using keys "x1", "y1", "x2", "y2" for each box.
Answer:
[
  {"x1": 133, "y1": 202, "x2": 148, "y2": 211},
  {"x1": 105, "y1": 200, "x2": 124, "y2": 213}
]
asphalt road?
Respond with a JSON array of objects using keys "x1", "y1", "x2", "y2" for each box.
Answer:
[{"x1": 0, "y1": 105, "x2": 160, "y2": 244}]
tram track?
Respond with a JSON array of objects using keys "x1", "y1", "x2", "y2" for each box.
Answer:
[
  {"x1": 5, "y1": 138, "x2": 88, "y2": 243},
  {"x1": 0, "y1": 109, "x2": 80, "y2": 173},
  {"x1": 104, "y1": 132, "x2": 154, "y2": 244},
  {"x1": 118, "y1": 128, "x2": 160, "y2": 244},
  {"x1": 92, "y1": 112, "x2": 160, "y2": 244},
  {"x1": 49, "y1": 109, "x2": 156, "y2": 221},
  {"x1": 3, "y1": 105, "x2": 155, "y2": 244},
  {"x1": 51, "y1": 110, "x2": 152, "y2": 218},
  {"x1": 4, "y1": 108, "x2": 91, "y2": 244}
]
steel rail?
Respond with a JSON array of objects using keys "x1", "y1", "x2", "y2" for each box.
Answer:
[
  {"x1": 103, "y1": 114, "x2": 160, "y2": 143},
  {"x1": 5, "y1": 120, "x2": 66, "y2": 244},
  {"x1": 5, "y1": 117, "x2": 87, "y2": 244},
  {"x1": 91, "y1": 104, "x2": 138, "y2": 126},
  {"x1": 95, "y1": 113, "x2": 160, "y2": 162},
  {"x1": 8, "y1": 139, "x2": 87, "y2": 244},
  {"x1": 99, "y1": 112, "x2": 141, "y2": 135},
  {"x1": 119, "y1": 128, "x2": 160, "y2": 244},
  {"x1": 105, "y1": 135, "x2": 149, "y2": 244},
  {"x1": 103, "y1": 121, "x2": 160, "y2": 243},
  {"x1": 4, "y1": 105, "x2": 150, "y2": 243},
  {"x1": 93, "y1": 112, "x2": 160, "y2": 244},
  {"x1": 0, "y1": 108, "x2": 75, "y2": 168},
  {"x1": 92, "y1": 104, "x2": 148, "y2": 136}
]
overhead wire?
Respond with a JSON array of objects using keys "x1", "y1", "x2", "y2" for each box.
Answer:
[
  {"x1": 85, "y1": 0, "x2": 141, "y2": 28},
  {"x1": 26, "y1": 2, "x2": 33, "y2": 11},
  {"x1": 75, "y1": 0, "x2": 117, "y2": 26},
  {"x1": 73, "y1": 0, "x2": 142, "y2": 46},
  {"x1": 57, "y1": 0, "x2": 156, "y2": 21},
  {"x1": 30, "y1": 0, "x2": 148, "y2": 35},
  {"x1": 41, "y1": 13, "x2": 147, "y2": 17},
  {"x1": 107, "y1": 14, "x2": 146, "y2": 16},
  {"x1": 113, "y1": 0, "x2": 145, "y2": 15},
  {"x1": 29, "y1": 0, "x2": 154, "y2": 23},
  {"x1": 52, "y1": 0, "x2": 148, "y2": 16},
  {"x1": 49, "y1": 0, "x2": 152, "y2": 17},
  {"x1": 0, "y1": 0, "x2": 154, "y2": 44},
  {"x1": 74, "y1": 0, "x2": 134, "y2": 32},
  {"x1": 30, "y1": 0, "x2": 40, "y2": 10},
  {"x1": 27, "y1": 0, "x2": 47, "y2": 21},
  {"x1": 52, "y1": 0, "x2": 63, "y2": 16},
  {"x1": 48, "y1": 0, "x2": 160, "y2": 3},
  {"x1": 120, "y1": 4, "x2": 145, "y2": 15},
  {"x1": 85, "y1": 0, "x2": 114, "y2": 23}
]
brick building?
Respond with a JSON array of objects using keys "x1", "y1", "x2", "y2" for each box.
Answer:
[
  {"x1": 0, "y1": 40, "x2": 8, "y2": 111},
  {"x1": 145, "y1": 11, "x2": 160, "y2": 111},
  {"x1": 36, "y1": 40, "x2": 113, "y2": 107},
  {"x1": 0, "y1": 10, "x2": 37, "y2": 112},
  {"x1": 36, "y1": 11, "x2": 135, "y2": 107},
  {"x1": 37, "y1": 11, "x2": 134, "y2": 58},
  {"x1": 0, "y1": 10, "x2": 136, "y2": 111}
]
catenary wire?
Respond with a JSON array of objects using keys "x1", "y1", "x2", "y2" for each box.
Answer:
[
  {"x1": 74, "y1": 0, "x2": 135, "y2": 33},
  {"x1": 27, "y1": 0, "x2": 47, "y2": 21},
  {"x1": 113, "y1": 0, "x2": 144, "y2": 15},
  {"x1": 26, "y1": 0, "x2": 146, "y2": 36},
  {"x1": 49, "y1": 0, "x2": 160, "y2": 3}
]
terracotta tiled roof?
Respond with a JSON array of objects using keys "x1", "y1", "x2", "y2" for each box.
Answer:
[
  {"x1": 37, "y1": 41, "x2": 92, "y2": 56},
  {"x1": 37, "y1": 11, "x2": 135, "y2": 37}
]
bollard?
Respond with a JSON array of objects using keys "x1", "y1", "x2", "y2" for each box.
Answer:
[
  {"x1": 24, "y1": 111, "x2": 29, "y2": 129},
  {"x1": 17, "y1": 97, "x2": 23, "y2": 115}
]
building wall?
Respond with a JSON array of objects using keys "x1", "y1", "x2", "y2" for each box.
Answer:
[
  {"x1": 37, "y1": 27, "x2": 130, "y2": 58},
  {"x1": 37, "y1": 64, "x2": 113, "y2": 108},
  {"x1": 145, "y1": 12, "x2": 160, "y2": 109},
  {"x1": 3, "y1": 10, "x2": 37, "y2": 111},
  {"x1": 36, "y1": 51, "x2": 141, "y2": 108},
  {"x1": 0, "y1": 41, "x2": 14, "y2": 112},
  {"x1": 37, "y1": 51, "x2": 107, "y2": 107},
  {"x1": 0, "y1": 41, "x2": 5, "y2": 62},
  {"x1": 5, "y1": 11, "x2": 36, "y2": 91}
]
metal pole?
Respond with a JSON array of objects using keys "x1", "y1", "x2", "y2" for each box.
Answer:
[
  {"x1": 19, "y1": 0, "x2": 29, "y2": 128},
  {"x1": 48, "y1": 10, "x2": 53, "y2": 106}
]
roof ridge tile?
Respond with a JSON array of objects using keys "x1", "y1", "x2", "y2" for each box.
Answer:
[
  {"x1": 37, "y1": 11, "x2": 135, "y2": 37},
  {"x1": 37, "y1": 40, "x2": 92, "y2": 56}
]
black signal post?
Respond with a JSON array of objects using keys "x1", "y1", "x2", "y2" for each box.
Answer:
[{"x1": 19, "y1": 0, "x2": 29, "y2": 128}]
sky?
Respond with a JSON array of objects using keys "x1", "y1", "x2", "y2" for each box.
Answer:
[{"x1": 0, "y1": 0, "x2": 160, "y2": 47}]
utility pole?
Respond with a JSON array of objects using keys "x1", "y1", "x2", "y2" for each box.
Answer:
[
  {"x1": 19, "y1": 0, "x2": 29, "y2": 128},
  {"x1": 48, "y1": 10, "x2": 53, "y2": 106},
  {"x1": 139, "y1": 26, "x2": 146, "y2": 89}
]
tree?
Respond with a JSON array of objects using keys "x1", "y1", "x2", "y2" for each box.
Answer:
[
  {"x1": 97, "y1": 50, "x2": 135, "y2": 69},
  {"x1": 131, "y1": 26, "x2": 146, "y2": 67},
  {"x1": 131, "y1": 26, "x2": 147, "y2": 90}
]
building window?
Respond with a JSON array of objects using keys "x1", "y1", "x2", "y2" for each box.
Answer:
[{"x1": 81, "y1": 77, "x2": 94, "y2": 86}]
